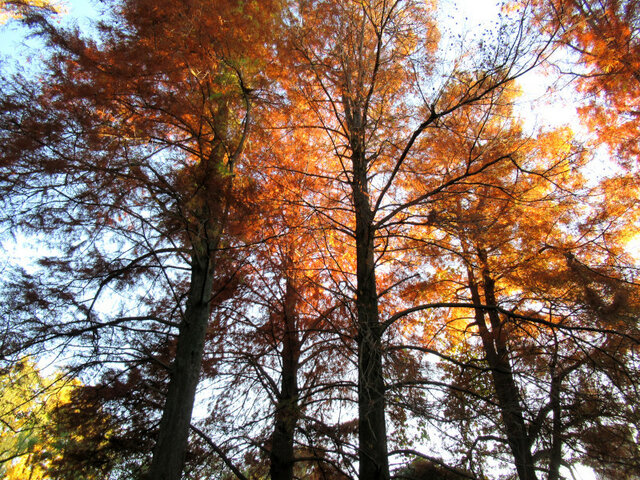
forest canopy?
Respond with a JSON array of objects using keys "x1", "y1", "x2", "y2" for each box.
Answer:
[{"x1": 0, "y1": 1, "x2": 639, "y2": 479}]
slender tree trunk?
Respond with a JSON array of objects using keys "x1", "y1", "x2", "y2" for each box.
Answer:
[
  {"x1": 547, "y1": 363, "x2": 563, "y2": 480},
  {"x1": 270, "y1": 276, "x2": 301, "y2": 480},
  {"x1": 468, "y1": 263, "x2": 538, "y2": 480},
  {"x1": 352, "y1": 141, "x2": 389, "y2": 480},
  {"x1": 148, "y1": 253, "x2": 216, "y2": 480}
]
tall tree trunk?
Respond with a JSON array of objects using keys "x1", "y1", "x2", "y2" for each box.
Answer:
[
  {"x1": 352, "y1": 141, "x2": 389, "y2": 480},
  {"x1": 147, "y1": 101, "x2": 236, "y2": 480},
  {"x1": 270, "y1": 276, "x2": 301, "y2": 480},
  {"x1": 547, "y1": 355, "x2": 563, "y2": 480},
  {"x1": 468, "y1": 262, "x2": 538, "y2": 480},
  {"x1": 148, "y1": 253, "x2": 216, "y2": 480}
]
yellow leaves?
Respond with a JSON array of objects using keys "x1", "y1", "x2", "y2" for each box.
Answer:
[
  {"x1": 0, "y1": 0, "x2": 65, "y2": 24},
  {"x1": 0, "y1": 359, "x2": 83, "y2": 480},
  {"x1": 624, "y1": 232, "x2": 640, "y2": 262},
  {"x1": 533, "y1": 127, "x2": 573, "y2": 158},
  {"x1": 501, "y1": 0, "x2": 526, "y2": 15}
]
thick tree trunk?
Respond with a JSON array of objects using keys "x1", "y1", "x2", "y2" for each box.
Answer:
[
  {"x1": 270, "y1": 276, "x2": 301, "y2": 480},
  {"x1": 148, "y1": 254, "x2": 215, "y2": 480},
  {"x1": 356, "y1": 287, "x2": 388, "y2": 480},
  {"x1": 352, "y1": 143, "x2": 389, "y2": 480},
  {"x1": 468, "y1": 264, "x2": 537, "y2": 480}
]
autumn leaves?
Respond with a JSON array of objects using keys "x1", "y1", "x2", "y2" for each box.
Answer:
[{"x1": 0, "y1": 0, "x2": 639, "y2": 479}]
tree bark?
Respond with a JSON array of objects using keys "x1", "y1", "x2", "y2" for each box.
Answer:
[
  {"x1": 352, "y1": 140, "x2": 389, "y2": 480},
  {"x1": 146, "y1": 99, "x2": 237, "y2": 480},
  {"x1": 547, "y1": 365, "x2": 563, "y2": 480},
  {"x1": 468, "y1": 262, "x2": 538, "y2": 480},
  {"x1": 148, "y1": 253, "x2": 216, "y2": 480},
  {"x1": 270, "y1": 275, "x2": 301, "y2": 480}
]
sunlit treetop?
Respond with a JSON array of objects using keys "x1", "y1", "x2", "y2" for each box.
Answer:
[{"x1": 532, "y1": 0, "x2": 640, "y2": 163}]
